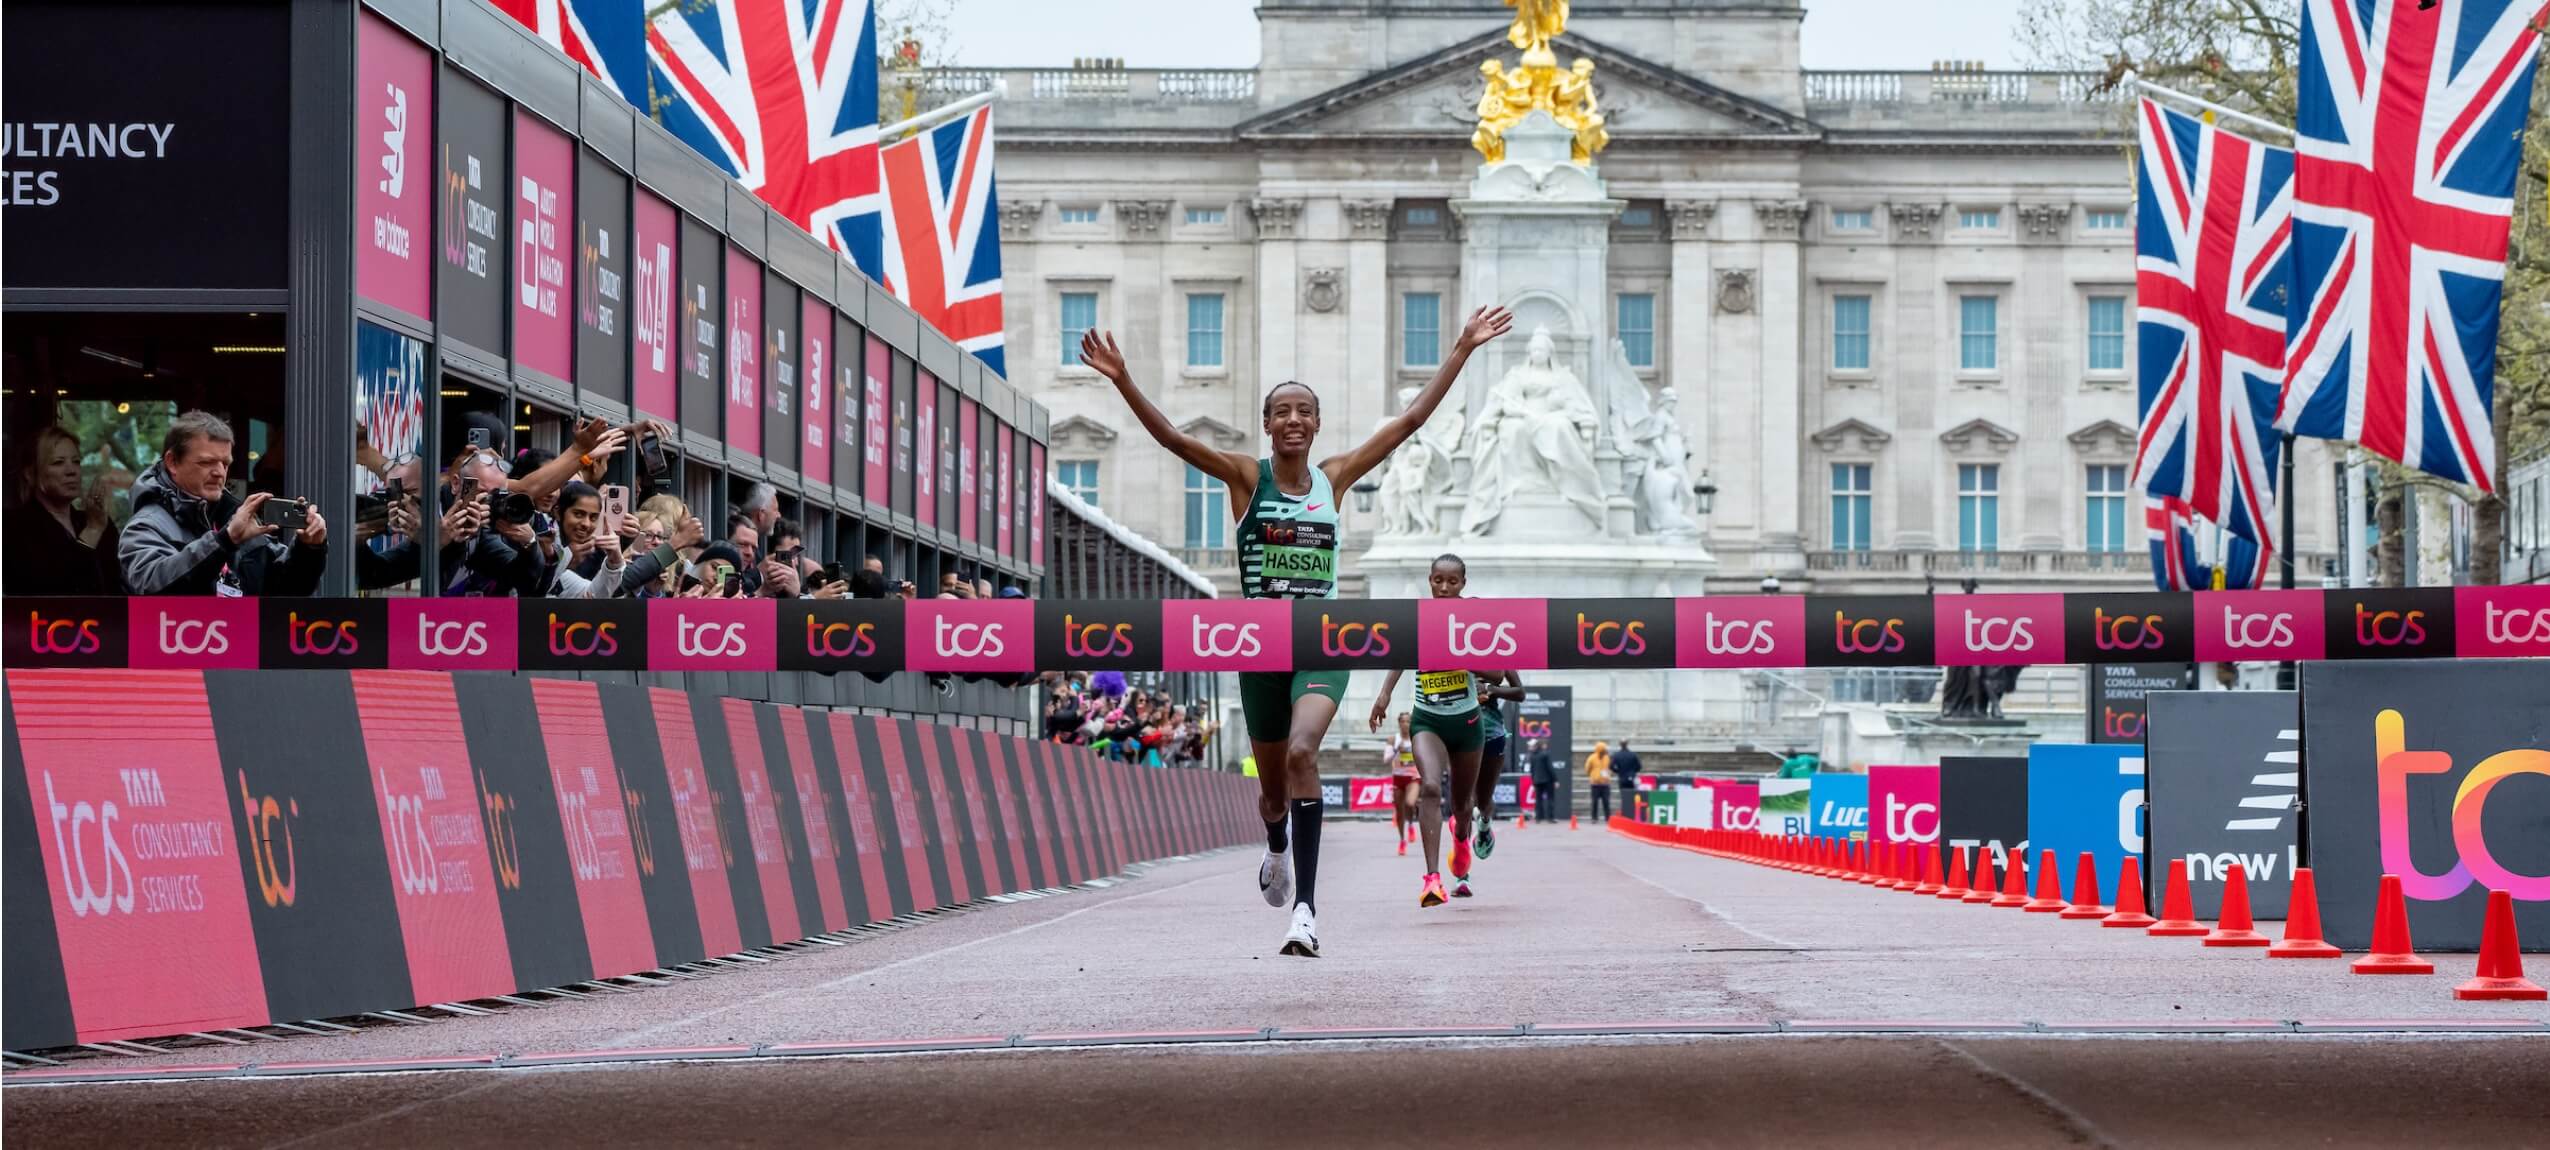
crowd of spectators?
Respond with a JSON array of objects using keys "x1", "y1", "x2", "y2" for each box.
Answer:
[{"x1": 1040, "y1": 674, "x2": 1217, "y2": 768}]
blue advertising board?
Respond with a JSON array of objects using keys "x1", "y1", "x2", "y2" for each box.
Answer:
[
  {"x1": 2026, "y1": 744, "x2": 2146, "y2": 907},
  {"x1": 1807, "y1": 774, "x2": 1868, "y2": 841}
]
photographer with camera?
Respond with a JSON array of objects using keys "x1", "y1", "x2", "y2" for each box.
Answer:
[{"x1": 118, "y1": 411, "x2": 329, "y2": 596}]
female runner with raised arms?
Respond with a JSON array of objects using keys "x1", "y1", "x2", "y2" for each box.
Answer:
[{"x1": 1076, "y1": 306, "x2": 1511, "y2": 956}]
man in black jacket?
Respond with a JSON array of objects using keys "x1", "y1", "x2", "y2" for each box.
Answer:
[
  {"x1": 1612, "y1": 740, "x2": 1644, "y2": 820},
  {"x1": 118, "y1": 411, "x2": 328, "y2": 596},
  {"x1": 1527, "y1": 739, "x2": 1557, "y2": 823}
]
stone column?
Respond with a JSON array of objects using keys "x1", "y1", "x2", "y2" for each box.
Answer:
[
  {"x1": 1887, "y1": 202, "x2": 1946, "y2": 551},
  {"x1": 1755, "y1": 199, "x2": 1809, "y2": 560},
  {"x1": 2015, "y1": 202, "x2": 2072, "y2": 552},
  {"x1": 1249, "y1": 197, "x2": 1304, "y2": 410},
  {"x1": 1667, "y1": 199, "x2": 1716, "y2": 536},
  {"x1": 1344, "y1": 197, "x2": 1394, "y2": 479}
]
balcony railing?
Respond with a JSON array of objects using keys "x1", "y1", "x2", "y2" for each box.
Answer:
[
  {"x1": 1807, "y1": 549, "x2": 2340, "y2": 579},
  {"x1": 1803, "y1": 68, "x2": 2125, "y2": 106},
  {"x1": 1179, "y1": 547, "x2": 1236, "y2": 571},
  {"x1": 920, "y1": 66, "x2": 1257, "y2": 107}
]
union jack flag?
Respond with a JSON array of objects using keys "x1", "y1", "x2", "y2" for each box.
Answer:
[
  {"x1": 2279, "y1": 0, "x2": 2548, "y2": 492},
  {"x1": 490, "y1": 0, "x2": 640, "y2": 93},
  {"x1": 2147, "y1": 496, "x2": 2271, "y2": 591},
  {"x1": 2133, "y1": 98, "x2": 2291, "y2": 547},
  {"x1": 877, "y1": 105, "x2": 1006, "y2": 377}
]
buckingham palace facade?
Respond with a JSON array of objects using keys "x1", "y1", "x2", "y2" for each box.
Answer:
[{"x1": 937, "y1": 0, "x2": 2341, "y2": 596}]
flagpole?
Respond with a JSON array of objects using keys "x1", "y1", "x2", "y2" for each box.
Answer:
[
  {"x1": 2127, "y1": 76, "x2": 2294, "y2": 138},
  {"x1": 881, "y1": 84, "x2": 1005, "y2": 144}
]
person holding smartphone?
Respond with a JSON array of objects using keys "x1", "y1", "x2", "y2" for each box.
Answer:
[{"x1": 118, "y1": 411, "x2": 329, "y2": 596}]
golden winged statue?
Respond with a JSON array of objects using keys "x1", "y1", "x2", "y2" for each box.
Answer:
[
  {"x1": 1505, "y1": 0, "x2": 1568, "y2": 53},
  {"x1": 1473, "y1": 0, "x2": 1605, "y2": 164}
]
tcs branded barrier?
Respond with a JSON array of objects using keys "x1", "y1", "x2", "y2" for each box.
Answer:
[
  {"x1": 12, "y1": 586, "x2": 2550, "y2": 674},
  {"x1": 2, "y1": 669, "x2": 1257, "y2": 1050}
]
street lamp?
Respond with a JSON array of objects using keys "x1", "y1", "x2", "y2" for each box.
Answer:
[
  {"x1": 1758, "y1": 573, "x2": 1781, "y2": 594},
  {"x1": 1690, "y1": 468, "x2": 1718, "y2": 517},
  {"x1": 1350, "y1": 477, "x2": 1380, "y2": 514}
]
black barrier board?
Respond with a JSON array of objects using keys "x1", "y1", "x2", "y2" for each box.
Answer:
[
  {"x1": 2, "y1": 693, "x2": 76, "y2": 1050},
  {"x1": 751, "y1": 703, "x2": 830, "y2": 936},
  {"x1": 1546, "y1": 599, "x2": 1677, "y2": 669},
  {"x1": 453, "y1": 674, "x2": 593, "y2": 991},
  {"x1": 597, "y1": 685, "x2": 707, "y2": 968},
  {"x1": 257, "y1": 598, "x2": 389, "y2": 670},
  {"x1": 1031, "y1": 738, "x2": 1086, "y2": 884},
  {"x1": 2086, "y1": 663, "x2": 2194, "y2": 744},
  {"x1": 1036, "y1": 600, "x2": 1162, "y2": 672},
  {"x1": 1292, "y1": 599, "x2": 1416, "y2": 670},
  {"x1": 919, "y1": 723, "x2": 989, "y2": 902},
  {"x1": 1805, "y1": 595, "x2": 1935, "y2": 668},
  {"x1": 847, "y1": 715, "x2": 922, "y2": 917},
  {"x1": 2303, "y1": 659, "x2": 2550, "y2": 951},
  {"x1": 1940, "y1": 755, "x2": 2030, "y2": 876},
  {"x1": 879, "y1": 717, "x2": 952, "y2": 910},
  {"x1": 207, "y1": 671, "x2": 415, "y2": 1023},
  {"x1": 2321, "y1": 587, "x2": 2457, "y2": 661},
  {"x1": 965, "y1": 730, "x2": 1023, "y2": 894},
  {"x1": 1068, "y1": 743, "x2": 1110, "y2": 877},
  {"x1": 2145, "y1": 691, "x2": 2299, "y2": 918},
  {"x1": 4, "y1": 598, "x2": 128, "y2": 668},
  {"x1": 2063, "y1": 593, "x2": 2196, "y2": 665},
  {"x1": 994, "y1": 736, "x2": 1049, "y2": 891},
  {"x1": 687, "y1": 693, "x2": 775, "y2": 951},
  {"x1": 800, "y1": 710, "x2": 879, "y2": 925}
]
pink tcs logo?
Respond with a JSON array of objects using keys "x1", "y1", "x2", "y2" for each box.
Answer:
[
  {"x1": 126, "y1": 598, "x2": 258, "y2": 669},
  {"x1": 389, "y1": 600, "x2": 516, "y2": 670},
  {"x1": 906, "y1": 599, "x2": 1033, "y2": 672},
  {"x1": 2457, "y1": 585, "x2": 2550, "y2": 657},
  {"x1": 1867, "y1": 765, "x2": 1941, "y2": 845},
  {"x1": 1416, "y1": 598, "x2": 1545, "y2": 668},
  {"x1": 1933, "y1": 594, "x2": 2064, "y2": 666},
  {"x1": 1675, "y1": 596, "x2": 1806, "y2": 668},
  {"x1": 648, "y1": 599, "x2": 776, "y2": 671},
  {"x1": 1162, "y1": 600, "x2": 1290, "y2": 672},
  {"x1": 2194, "y1": 590, "x2": 2325, "y2": 662}
]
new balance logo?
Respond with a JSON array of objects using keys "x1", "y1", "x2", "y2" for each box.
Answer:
[{"x1": 2225, "y1": 728, "x2": 2300, "y2": 832}]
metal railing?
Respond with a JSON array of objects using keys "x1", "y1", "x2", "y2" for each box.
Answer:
[
  {"x1": 1803, "y1": 69, "x2": 2125, "y2": 106},
  {"x1": 921, "y1": 67, "x2": 1256, "y2": 105},
  {"x1": 1178, "y1": 547, "x2": 1236, "y2": 571}
]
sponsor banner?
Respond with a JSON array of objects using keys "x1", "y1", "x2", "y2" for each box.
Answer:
[
  {"x1": 357, "y1": 10, "x2": 433, "y2": 315},
  {"x1": 1347, "y1": 776, "x2": 1398, "y2": 812},
  {"x1": 631, "y1": 189, "x2": 679, "y2": 419},
  {"x1": 801, "y1": 296, "x2": 832, "y2": 487},
  {"x1": 437, "y1": 66, "x2": 509, "y2": 353},
  {"x1": 2322, "y1": 587, "x2": 2456, "y2": 661},
  {"x1": 1702, "y1": 780, "x2": 1760, "y2": 833},
  {"x1": 1491, "y1": 776, "x2": 1535, "y2": 813},
  {"x1": 1417, "y1": 597, "x2": 1545, "y2": 669},
  {"x1": 762, "y1": 273, "x2": 800, "y2": 473},
  {"x1": 1940, "y1": 755, "x2": 2030, "y2": 876},
  {"x1": 576, "y1": 151, "x2": 630, "y2": 405},
  {"x1": 518, "y1": 598, "x2": 646, "y2": 672},
  {"x1": 904, "y1": 599, "x2": 1033, "y2": 674},
  {"x1": 597, "y1": 684, "x2": 710, "y2": 968},
  {"x1": 724, "y1": 244, "x2": 763, "y2": 458},
  {"x1": 2302, "y1": 659, "x2": 2550, "y2": 951},
  {"x1": 389, "y1": 598, "x2": 515, "y2": 670},
  {"x1": 126, "y1": 597, "x2": 257, "y2": 669},
  {"x1": 1933, "y1": 593, "x2": 2065, "y2": 666},
  {"x1": 1639, "y1": 788, "x2": 1681, "y2": 825},
  {"x1": 1675, "y1": 596, "x2": 1806, "y2": 669},
  {"x1": 1036, "y1": 600, "x2": 1160, "y2": 672},
  {"x1": 6, "y1": 597, "x2": 127, "y2": 668},
  {"x1": 844, "y1": 714, "x2": 923, "y2": 918},
  {"x1": 2086, "y1": 662, "x2": 2194, "y2": 744},
  {"x1": 2194, "y1": 590, "x2": 2324, "y2": 663},
  {"x1": 1514, "y1": 686, "x2": 1572, "y2": 817},
  {"x1": 648, "y1": 597, "x2": 777, "y2": 672},
  {"x1": 816, "y1": 712, "x2": 896, "y2": 924},
  {"x1": 2065, "y1": 592, "x2": 2197, "y2": 664},
  {"x1": 1294, "y1": 599, "x2": 1416, "y2": 671},
  {"x1": 2145, "y1": 691, "x2": 2299, "y2": 918},
  {"x1": 1162, "y1": 600, "x2": 1290, "y2": 672},
  {"x1": 2025, "y1": 744, "x2": 2145, "y2": 910},
  {"x1": 679, "y1": 217, "x2": 722, "y2": 438},
  {"x1": 532, "y1": 680, "x2": 659, "y2": 979},
  {"x1": 1867, "y1": 765, "x2": 1941, "y2": 846},
  {"x1": 778, "y1": 599, "x2": 902, "y2": 673},
  {"x1": 1547, "y1": 598, "x2": 1674, "y2": 669},
  {"x1": 350, "y1": 671, "x2": 516, "y2": 1006},
  {"x1": 511, "y1": 109, "x2": 574, "y2": 382},
  {"x1": 1806, "y1": 595, "x2": 1934, "y2": 667},
  {"x1": 1757, "y1": 778, "x2": 1811, "y2": 837},
  {"x1": 259, "y1": 598, "x2": 388, "y2": 670},
  {"x1": 1808, "y1": 774, "x2": 1868, "y2": 840},
  {"x1": 2457, "y1": 585, "x2": 2550, "y2": 657}
]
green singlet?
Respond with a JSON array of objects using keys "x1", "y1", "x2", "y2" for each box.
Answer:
[
  {"x1": 1236, "y1": 458, "x2": 1347, "y2": 743},
  {"x1": 1409, "y1": 668, "x2": 1484, "y2": 753}
]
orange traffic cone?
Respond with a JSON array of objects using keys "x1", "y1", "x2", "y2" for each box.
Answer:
[
  {"x1": 1991, "y1": 849, "x2": 2031, "y2": 908},
  {"x1": 1517, "y1": 811, "x2": 1528, "y2": 830},
  {"x1": 1914, "y1": 844, "x2": 1946, "y2": 895},
  {"x1": 1964, "y1": 846, "x2": 2001, "y2": 904},
  {"x1": 2024, "y1": 849, "x2": 2068, "y2": 913},
  {"x1": 1857, "y1": 840, "x2": 1882, "y2": 885},
  {"x1": 2148, "y1": 859, "x2": 2209, "y2": 936},
  {"x1": 2103, "y1": 855, "x2": 2157, "y2": 928},
  {"x1": 2453, "y1": 890, "x2": 2546, "y2": 1001},
  {"x1": 2060, "y1": 852, "x2": 2112, "y2": 919},
  {"x1": 2268, "y1": 867, "x2": 2343, "y2": 958},
  {"x1": 1938, "y1": 845, "x2": 1971, "y2": 899},
  {"x1": 1569, "y1": 814, "x2": 1579, "y2": 831},
  {"x1": 1892, "y1": 844, "x2": 1926, "y2": 892},
  {"x1": 2202, "y1": 863, "x2": 2272, "y2": 946},
  {"x1": 1813, "y1": 838, "x2": 1838, "y2": 878}
]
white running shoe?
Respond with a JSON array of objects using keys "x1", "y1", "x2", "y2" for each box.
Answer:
[
  {"x1": 1259, "y1": 848, "x2": 1293, "y2": 908},
  {"x1": 1279, "y1": 903, "x2": 1320, "y2": 958}
]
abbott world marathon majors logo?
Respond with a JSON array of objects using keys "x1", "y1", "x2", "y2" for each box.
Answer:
[
  {"x1": 1805, "y1": 594, "x2": 1933, "y2": 667},
  {"x1": 1544, "y1": 598, "x2": 1674, "y2": 669},
  {"x1": 907, "y1": 599, "x2": 1034, "y2": 673},
  {"x1": 1417, "y1": 598, "x2": 1545, "y2": 669},
  {"x1": 1162, "y1": 601, "x2": 1290, "y2": 672},
  {"x1": 1673, "y1": 595, "x2": 1805, "y2": 668},
  {"x1": 126, "y1": 598, "x2": 258, "y2": 669},
  {"x1": 1036, "y1": 600, "x2": 1161, "y2": 671},
  {"x1": 647, "y1": 598, "x2": 777, "y2": 671},
  {"x1": 1292, "y1": 599, "x2": 1417, "y2": 670},
  {"x1": 1934, "y1": 593, "x2": 2064, "y2": 666}
]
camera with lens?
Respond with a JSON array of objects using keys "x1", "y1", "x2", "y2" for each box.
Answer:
[{"x1": 483, "y1": 489, "x2": 537, "y2": 525}]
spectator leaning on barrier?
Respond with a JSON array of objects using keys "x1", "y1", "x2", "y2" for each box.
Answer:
[{"x1": 119, "y1": 410, "x2": 330, "y2": 596}]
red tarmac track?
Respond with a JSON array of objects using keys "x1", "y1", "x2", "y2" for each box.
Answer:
[{"x1": 10, "y1": 819, "x2": 2549, "y2": 1146}]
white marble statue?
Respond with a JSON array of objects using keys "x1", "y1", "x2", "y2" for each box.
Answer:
[
  {"x1": 1604, "y1": 338, "x2": 1701, "y2": 539},
  {"x1": 1377, "y1": 386, "x2": 1463, "y2": 536},
  {"x1": 1460, "y1": 325, "x2": 1607, "y2": 535}
]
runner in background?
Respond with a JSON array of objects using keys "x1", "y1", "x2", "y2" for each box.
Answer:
[
  {"x1": 1367, "y1": 554, "x2": 1486, "y2": 908},
  {"x1": 1388, "y1": 712, "x2": 1419, "y2": 856},
  {"x1": 1078, "y1": 306, "x2": 1512, "y2": 957},
  {"x1": 1471, "y1": 671, "x2": 1524, "y2": 873}
]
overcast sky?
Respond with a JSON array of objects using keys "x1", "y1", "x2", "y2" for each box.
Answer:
[{"x1": 941, "y1": 0, "x2": 2029, "y2": 69}]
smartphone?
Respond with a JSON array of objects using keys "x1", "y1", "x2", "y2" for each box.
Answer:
[
  {"x1": 455, "y1": 473, "x2": 482, "y2": 503},
  {"x1": 467, "y1": 427, "x2": 493, "y2": 452},
  {"x1": 814, "y1": 562, "x2": 845, "y2": 588},
  {"x1": 637, "y1": 434, "x2": 671, "y2": 484},
  {"x1": 600, "y1": 484, "x2": 630, "y2": 537},
  {"x1": 257, "y1": 497, "x2": 310, "y2": 535}
]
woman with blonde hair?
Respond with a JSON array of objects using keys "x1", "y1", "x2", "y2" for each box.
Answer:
[{"x1": 5, "y1": 424, "x2": 114, "y2": 594}]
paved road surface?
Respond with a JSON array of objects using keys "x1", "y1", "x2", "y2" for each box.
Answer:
[{"x1": 11, "y1": 820, "x2": 2547, "y2": 1145}]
